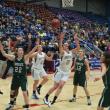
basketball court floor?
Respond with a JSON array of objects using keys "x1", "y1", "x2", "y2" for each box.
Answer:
[{"x1": 0, "y1": 70, "x2": 108, "y2": 110}]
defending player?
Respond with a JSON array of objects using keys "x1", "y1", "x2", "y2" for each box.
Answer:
[
  {"x1": 69, "y1": 49, "x2": 91, "y2": 105},
  {"x1": 0, "y1": 42, "x2": 38, "y2": 110}
]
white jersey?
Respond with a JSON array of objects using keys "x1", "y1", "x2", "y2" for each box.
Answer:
[
  {"x1": 59, "y1": 51, "x2": 73, "y2": 72},
  {"x1": 32, "y1": 52, "x2": 46, "y2": 69}
]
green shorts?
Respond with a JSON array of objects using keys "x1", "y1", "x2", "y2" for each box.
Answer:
[
  {"x1": 73, "y1": 73, "x2": 87, "y2": 87},
  {"x1": 98, "y1": 87, "x2": 110, "y2": 107},
  {"x1": 11, "y1": 76, "x2": 28, "y2": 91}
]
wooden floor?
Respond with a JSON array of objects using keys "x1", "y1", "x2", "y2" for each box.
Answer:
[{"x1": 0, "y1": 70, "x2": 108, "y2": 110}]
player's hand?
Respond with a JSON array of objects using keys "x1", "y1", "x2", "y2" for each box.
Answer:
[{"x1": 94, "y1": 77, "x2": 100, "y2": 82}]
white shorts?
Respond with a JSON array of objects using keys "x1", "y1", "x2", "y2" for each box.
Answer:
[
  {"x1": 31, "y1": 68, "x2": 47, "y2": 80},
  {"x1": 54, "y1": 69, "x2": 70, "y2": 83}
]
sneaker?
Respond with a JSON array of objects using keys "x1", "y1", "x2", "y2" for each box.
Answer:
[
  {"x1": 0, "y1": 90, "x2": 3, "y2": 95},
  {"x1": 43, "y1": 97, "x2": 49, "y2": 105},
  {"x1": 69, "y1": 97, "x2": 76, "y2": 102},
  {"x1": 87, "y1": 99, "x2": 92, "y2": 105},
  {"x1": 5, "y1": 103, "x2": 14, "y2": 110},
  {"x1": 31, "y1": 94, "x2": 39, "y2": 99},
  {"x1": 23, "y1": 105, "x2": 29, "y2": 110},
  {"x1": 36, "y1": 87, "x2": 40, "y2": 95},
  {"x1": 48, "y1": 101, "x2": 52, "y2": 108}
]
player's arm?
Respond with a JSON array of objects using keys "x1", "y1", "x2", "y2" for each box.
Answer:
[
  {"x1": 71, "y1": 58, "x2": 76, "y2": 71},
  {"x1": 71, "y1": 33, "x2": 80, "y2": 54},
  {"x1": 24, "y1": 45, "x2": 38, "y2": 60},
  {"x1": 85, "y1": 59, "x2": 90, "y2": 80},
  {"x1": 58, "y1": 32, "x2": 65, "y2": 55},
  {"x1": 94, "y1": 63, "x2": 107, "y2": 81},
  {"x1": 0, "y1": 42, "x2": 15, "y2": 61},
  {"x1": 45, "y1": 52, "x2": 54, "y2": 61}
]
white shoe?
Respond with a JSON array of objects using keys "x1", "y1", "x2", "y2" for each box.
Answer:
[
  {"x1": 5, "y1": 103, "x2": 14, "y2": 110},
  {"x1": 69, "y1": 97, "x2": 76, "y2": 102},
  {"x1": 87, "y1": 99, "x2": 92, "y2": 105},
  {"x1": 48, "y1": 101, "x2": 52, "y2": 108},
  {"x1": 43, "y1": 98, "x2": 49, "y2": 105}
]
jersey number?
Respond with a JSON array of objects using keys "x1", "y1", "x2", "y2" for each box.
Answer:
[
  {"x1": 76, "y1": 65, "x2": 81, "y2": 71},
  {"x1": 15, "y1": 67, "x2": 22, "y2": 73}
]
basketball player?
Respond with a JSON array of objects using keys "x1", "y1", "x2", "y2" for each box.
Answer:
[
  {"x1": 43, "y1": 32, "x2": 80, "y2": 106},
  {"x1": 30, "y1": 45, "x2": 54, "y2": 99},
  {"x1": 94, "y1": 52, "x2": 110, "y2": 110},
  {"x1": 0, "y1": 42, "x2": 38, "y2": 110},
  {"x1": 69, "y1": 49, "x2": 91, "y2": 105}
]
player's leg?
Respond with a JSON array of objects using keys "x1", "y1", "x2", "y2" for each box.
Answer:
[
  {"x1": 83, "y1": 79, "x2": 91, "y2": 105},
  {"x1": 51, "y1": 80, "x2": 66, "y2": 105},
  {"x1": 69, "y1": 74, "x2": 78, "y2": 102},
  {"x1": 37, "y1": 70, "x2": 48, "y2": 95},
  {"x1": 97, "y1": 88, "x2": 110, "y2": 110},
  {"x1": 44, "y1": 82, "x2": 59, "y2": 104},
  {"x1": 31, "y1": 69, "x2": 39, "y2": 99},
  {"x1": 5, "y1": 77, "x2": 19, "y2": 110},
  {"x1": 21, "y1": 78, "x2": 29, "y2": 109}
]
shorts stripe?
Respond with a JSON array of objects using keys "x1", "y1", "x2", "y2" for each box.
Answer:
[{"x1": 99, "y1": 88, "x2": 106, "y2": 107}]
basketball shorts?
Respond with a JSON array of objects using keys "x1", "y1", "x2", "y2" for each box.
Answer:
[
  {"x1": 73, "y1": 73, "x2": 87, "y2": 87},
  {"x1": 31, "y1": 68, "x2": 47, "y2": 80},
  {"x1": 11, "y1": 76, "x2": 28, "y2": 91},
  {"x1": 98, "y1": 87, "x2": 110, "y2": 107},
  {"x1": 54, "y1": 68, "x2": 70, "y2": 83}
]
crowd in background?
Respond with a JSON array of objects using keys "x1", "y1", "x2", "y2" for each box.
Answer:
[{"x1": 0, "y1": 2, "x2": 110, "y2": 79}]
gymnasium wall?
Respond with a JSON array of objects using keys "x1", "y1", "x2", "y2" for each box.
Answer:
[{"x1": 43, "y1": 0, "x2": 105, "y2": 16}]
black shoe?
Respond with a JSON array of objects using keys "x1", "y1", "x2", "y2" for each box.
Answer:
[
  {"x1": 23, "y1": 105, "x2": 29, "y2": 110},
  {"x1": 2, "y1": 75, "x2": 7, "y2": 79},
  {"x1": 0, "y1": 90, "x2": 3, "y2": 95},
  {"x1": 36, "y1": 87, "x2": 41, "y2": 95}
]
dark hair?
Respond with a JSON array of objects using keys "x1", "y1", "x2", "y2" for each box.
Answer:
[{"x1": 103, "y1": 52, "x2": 110, "y2": 68}]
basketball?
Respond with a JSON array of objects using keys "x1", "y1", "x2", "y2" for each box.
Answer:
[{"x1": 51, "y1": 19, "x2": 60, "y2": 29}]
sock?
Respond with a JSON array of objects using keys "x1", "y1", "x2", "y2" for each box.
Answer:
[
  {"x1": 51, "y1": 96, "x2": 57, "y2": 104},
  {"x1": 14, "y1": 97, "x2": 16, "y2": 103},
  {"x1": 38, "y1": 84, "x2": 42, "y2": 89},
  {"x1": 45, "y1": 94, "x2": 49, "y2": 100},
  {"x1": 10, "y1": 94, "x2": 15, "y2": 105},
  {"x1": 33, "y1": 91, "x2": 36, "y2": 94},
  {"x1": 87, "y1": 96, "x2": 90, "y2": 99}
]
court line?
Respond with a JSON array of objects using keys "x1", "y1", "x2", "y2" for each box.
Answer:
[{"x1": 13, "y1": 92, "x2": 101, "y2": 109}]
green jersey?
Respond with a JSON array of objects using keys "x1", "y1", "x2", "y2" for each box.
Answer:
[
  {"x1": 13, "y1": 57, "x2": 27, "y2": 76},
  {"x1": 75, "y1": 57, "x2": 86, "y2": 76}
]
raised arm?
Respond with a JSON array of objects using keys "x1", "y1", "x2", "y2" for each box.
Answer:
[
  {"x1": 72, "y1": 33, "x2": 80, "y2": 54},
  {"x1": 24, "y1": 45, "x2": 38, "y2": 60},
  {"x1": 0, "y1": 42, "x2": 15, "y2": 61},
  {"x1": 58, "y1": 32, "x2": 65, "y2": 55}
]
